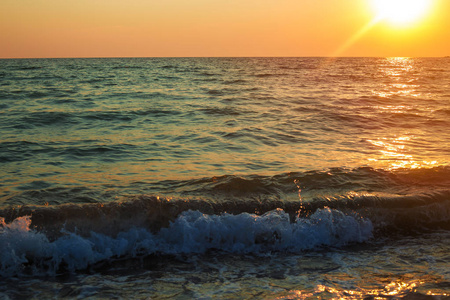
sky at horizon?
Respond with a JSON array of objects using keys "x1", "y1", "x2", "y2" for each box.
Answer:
[{"x1": 1, "y1": 0, "x2": 449, "y2": 58}]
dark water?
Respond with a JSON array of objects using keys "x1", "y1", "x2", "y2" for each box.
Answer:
[{"x1": 0, "y1": 57, "x2": 449, "y2": 298}]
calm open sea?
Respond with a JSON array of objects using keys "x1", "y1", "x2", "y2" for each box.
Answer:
[{"x1": 0, "y1": 57, "x2": 449, "y2": 298}]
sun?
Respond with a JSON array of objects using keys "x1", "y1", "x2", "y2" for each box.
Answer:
[{"x1": 370, "y1": 0, "x2": 432, "y2": 26}]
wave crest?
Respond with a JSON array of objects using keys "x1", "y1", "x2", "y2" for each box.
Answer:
[{"x1": 0, "y1": 207, "x2": 372, "y2": 277}]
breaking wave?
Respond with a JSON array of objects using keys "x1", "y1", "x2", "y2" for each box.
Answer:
[
  {"x1": 1, "y1": 186, "x2": 449, "y2": 277},
  {"x1": 0, "y1": 207, "x2": 372, "y2": 277}
]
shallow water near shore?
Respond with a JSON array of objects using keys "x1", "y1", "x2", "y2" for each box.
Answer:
[
  {"x1": 2, "y1": 231, "x2": 449, "y2": 299},
  {"x1": 0, "y1": 57, "x2": 449, "y2": 298}
]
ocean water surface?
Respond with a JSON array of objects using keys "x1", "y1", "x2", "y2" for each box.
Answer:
[{"x1": 0, "y1": 57, "x2": 449, "y2": 298}]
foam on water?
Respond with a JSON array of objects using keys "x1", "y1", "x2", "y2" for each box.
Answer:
[
  {"x1": 0, "y1": 57, "x2": 449, "y2": 296},
  {"x1": 0, "y1": 208, "x2": 372, "y2": 277}
]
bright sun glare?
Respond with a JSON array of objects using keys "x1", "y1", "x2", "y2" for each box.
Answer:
[{"x1": 370, "y1": 0, "x2": 432, "y2": 26}]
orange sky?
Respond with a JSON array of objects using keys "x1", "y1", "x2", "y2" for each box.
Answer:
[{"x1": 1, "y1": 0, "x2": 449, "y2": 58}]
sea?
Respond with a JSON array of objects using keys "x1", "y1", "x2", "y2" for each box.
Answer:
[{"x1": 0, "y1": 57, "x2": 449, "y2": 299}]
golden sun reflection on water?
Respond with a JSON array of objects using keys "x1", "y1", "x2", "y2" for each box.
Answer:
[
  {"x1": 372, "y1": 57, "x2": 421, "y2": 99},
  {"x1": 278, "y1": 279, "x2": 447, "y2": 299},
  {"x1": 364, "y1": 57, "x2": 442, "y2": 170},
  {"x1": 367, "y1": 136, "x2": 438, "y2": 170}
]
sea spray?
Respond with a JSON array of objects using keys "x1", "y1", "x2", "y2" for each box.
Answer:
[
  {"x1": 1, "y1": 57, "x2": 449, "y2": 298},
  {"x1": 0, "y1": 208, "x2": 373, "y2": 276}
]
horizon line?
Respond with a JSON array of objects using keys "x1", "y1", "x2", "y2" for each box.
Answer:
[{"x1": 1, "y1": 55, "x2": 448, "y2": 60}]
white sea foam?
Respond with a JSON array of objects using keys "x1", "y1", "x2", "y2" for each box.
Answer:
[{"x1": 0, "y1": 208, "x2": 373, "y2": 277}]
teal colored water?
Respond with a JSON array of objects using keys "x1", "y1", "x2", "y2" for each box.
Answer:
[
  {"x1": 0, "y1": 57, "x2": 449, "y2": 298},
  {"x1": 1, "y1": 57, "x2": 449, "y2": 204}
]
